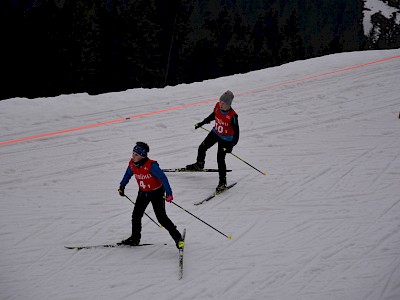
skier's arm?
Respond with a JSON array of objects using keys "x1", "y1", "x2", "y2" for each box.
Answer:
[
  {"x1": 231, "y1": 114, "x2": 239, "y2": 146},
  {"x1": 120, "y1": 166, "x2": 133, "y2": 187},
  {"x1": 195, "y1": 111, "x2": 215, "y2": 129},
  {"x1": 202, "y1": 111, "x2": 215, "y2": 124}
]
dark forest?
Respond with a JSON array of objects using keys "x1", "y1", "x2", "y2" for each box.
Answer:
[{"x1": 1, "y1": 0, "x2": 397, "y2": 100}]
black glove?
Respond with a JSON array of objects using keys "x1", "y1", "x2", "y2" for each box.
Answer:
[
  {"x1": 118, "y1": 186, "x2": 125, "y2": 196},
  {"x1": 224, "y1": 143, "x2": 234, "y2": 153},
  {"x1": 194, "y1": 121, "x2": 205, "y2": 129}
]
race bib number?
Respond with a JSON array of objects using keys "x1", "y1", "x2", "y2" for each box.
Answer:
[{"x1": 139, "y1": 181, "x2": 146, "y2": 190}]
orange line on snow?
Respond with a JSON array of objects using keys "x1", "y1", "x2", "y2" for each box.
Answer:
[
  {"x1": 0, "y1": 99, "x2": 216, "y2": 146},
  {"x1": 235, "y1": 55, "x2": 400, "y2": 96},
  {"x1": 1, "y1": 55, "x2": 399, "y2": 146}
]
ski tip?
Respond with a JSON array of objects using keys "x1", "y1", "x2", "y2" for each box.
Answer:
[
  {"x1": 228, "y1": 235, "x2": 233, "y2": 240},
  {"x1": 263, "y1": 172, "x2": 267, "y2": 176}
]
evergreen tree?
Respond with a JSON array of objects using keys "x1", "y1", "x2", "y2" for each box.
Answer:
[
  {"x1": 368, "y1": 12, "x2": 400, "y2": 49},
  {"x1": 169, "y1": 1, "x2": 196, "y2": 85},
  {"x1": 279, "y1": 8, "x2": 305, "y2": 63},
  {"x1": 0, "y1": 0, "x2": 382, "y2": 100}
]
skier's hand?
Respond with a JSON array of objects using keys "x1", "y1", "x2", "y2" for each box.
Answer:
[
  {"x1": 118, "y1": 186, "x2": 125, "y2": 196},
  {"x1": 224, "y1": 143, "x2": 234, "y2": 153},
  {"x1": 165, "y1": 194, "x2": 174, "y2": 203},
  {"x1": 194, "y1": 121, "x2": 204, "y2": 129}
]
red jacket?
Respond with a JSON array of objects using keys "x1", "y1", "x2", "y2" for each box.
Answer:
[
  {"x1": 213, "y1": 103, "x2": 237, "y2": 137},
  {"x1": 129, "y1": 158, "x2": 162, "y2": 192}
]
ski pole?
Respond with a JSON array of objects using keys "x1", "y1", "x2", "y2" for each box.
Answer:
[
  {"x1": 199, "y1": 126, "x2": 266, "y2": 176},
  {"x1": 224, "y1": 149, "x2": 266, "y2": 176},
  {"x1": 124, "y1": 195, "x2": 163, "y2": 228},
  {"x1": 171, "y1": 201, "x2": 232, "y2": 240}
]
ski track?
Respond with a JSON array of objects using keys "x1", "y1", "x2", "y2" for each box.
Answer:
[{"x1": 1, "y1": 50, "x2": 400, "y2": 300}]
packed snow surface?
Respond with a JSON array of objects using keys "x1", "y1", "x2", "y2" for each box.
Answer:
[{"x1": 1, "y1": 49, "x2": 400, "y2": 300}]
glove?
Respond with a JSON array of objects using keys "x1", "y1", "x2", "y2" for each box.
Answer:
[
  {"x1": 194, "y1": 121, "x2": 204, "y2": 129},
  {"x1": 118, "y1": 186, "x2": 125, "y2": 196},
  {"x1": 165, "y1": 194, "x2": 174, "y2": 203},
  {"x1": 224, "y1": 143, "x2": 234, "y2": 153}
]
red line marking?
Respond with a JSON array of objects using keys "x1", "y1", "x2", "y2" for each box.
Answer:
[{"x1": 1, "y1": 55, "x2": 399, "y2": 146}]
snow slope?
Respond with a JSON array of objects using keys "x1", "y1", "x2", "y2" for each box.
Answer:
[{"x1": 1, "y1": 49, "x2": 400, "y2": 300}]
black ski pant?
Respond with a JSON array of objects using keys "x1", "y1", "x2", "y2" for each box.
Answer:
[
  {"x1": 131, "y1": 186, "x2": 181, "y2": 243},
  {"x1": 197, "y1": 130, "x2": 231, "y2": 181}
]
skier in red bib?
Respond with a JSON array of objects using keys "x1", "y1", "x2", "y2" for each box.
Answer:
[
  {"x1": 118, "y1": 142, "x2": 184, "y2": 249},
  {"x1": 186, "y1": 90, "x2": 239, "y2": 192}
]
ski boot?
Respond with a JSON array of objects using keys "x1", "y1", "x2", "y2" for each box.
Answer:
[
  {"x1": 120, "y1": 236, "x2": 140, "y2": 246},
  {"x1": 175, "y1": 237, "x2": 185, "y2": 249},
  {"x1": 185, "y1": 161, "x2": 205, "y2": 171},
  {"x1": 174, "y1": 233, "x2": 185, "y2": 249},
  {"x1": 216, "y1": 177, "x2": 227, "y2": 193}
]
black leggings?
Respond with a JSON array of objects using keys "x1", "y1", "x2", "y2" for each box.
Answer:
[
  {"x1": 131, "y1": 187, "x2": 181, "y2": 242},
  {"x1": 197, "y1": 130, "x2": 231, "y2": 180}
]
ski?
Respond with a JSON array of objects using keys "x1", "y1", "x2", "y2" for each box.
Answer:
[
  {"x1": 179, "y1": 228, "x2": 186, "y2": 280},
  {"x1": 194, "y1": 182, "x2": 238, "y2": 206},
  {"x1": 162, "y1": 168, "x2": 231, "y2": 173},
  {"x1": 64, "y1": 243, "x2": 154, "y2": 250}
]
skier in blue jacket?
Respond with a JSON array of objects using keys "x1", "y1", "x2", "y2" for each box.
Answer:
[{"x1": 118, "y1": 142, "x2": 183, "y2": 249}]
